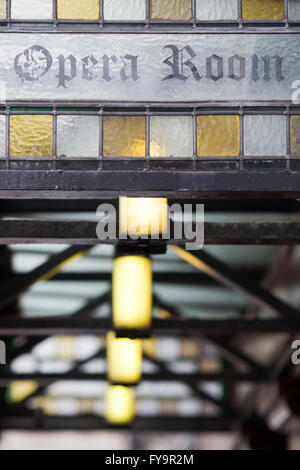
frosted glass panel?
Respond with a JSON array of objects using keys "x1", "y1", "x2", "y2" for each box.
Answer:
[
  {"x1": 0, "y1": 115, "x2": 5, "y2": 157},
  {"x1": 197, "y1": 115, "x2": 240, "y2": 157},
  {"x1": 289, "y1": 0, "x2": 300, "y2": 19},
  {"x1": 196, "y1": 0, "x2": 238, "y2": 20},
  {"x1": 242, "y1": 0, "x2": 285, "y2": 20},
  {"x1": 244, "y1": 115, "x2": 286, "y2": 156},
  {"x1": 150, "y1": 116, "x2": 193, "y2": 157},
  {"x1": 0, "y1": 0, "x2": 6, "y2": 19},
  {"x1": 57, "y1": 116, "x2": 99, "y2": 158},
  {"x1": 2, "y1": 33, "x2": 299, "y2": 102},
  {"x1": 104, "y1": 0, "x2": 146, "y2": 20},
  {"x1": 290, "y1": 116, "x2": 300, "y2": 156},
  {"x1": 57, "y1": 0, "x2": 100, "y2": 20},
  {"x1": 11, "y1": 0, "x2": 53, "y2": 20},
  {"x1": 103, "y1": 116, "x2": 146, "y2": 157},
  {"x1": 151, "y1": 0, "x2": 192, "y2": 20},
  {"x1": 10, "y1": 115, "x2": 53, "y2": 157}
]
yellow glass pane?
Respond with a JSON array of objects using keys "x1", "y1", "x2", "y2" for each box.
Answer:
[
  {"x1": 10, "y1": 115, "x2": 53, "y2": 157},
  {"x1": 242, "y1": 0, "x2": 284, "y2": 20},
  {"x1": 151, "y1": 0, "x2": 192, "y2": 20},
  {"x1": 290, "y1": 116, "x2": 300, "y2": 156},
  {"x1": 103, "y1": 116, "x2": 146, "y2": 157},
  {"x1": 57, "y1": 0, "x2": 100, "y2": 20},
  {"x1": 197, "y1": 115, "x2": 240, "y2": 157},
  {"x1": 0, "y1": 0, "x2": 6, "y2": 19},
  {"x1": 8, "y1": 381, "x2": 38, "y2": 403}
]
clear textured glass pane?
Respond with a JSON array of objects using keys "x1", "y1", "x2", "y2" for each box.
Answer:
[
  {"x1": 10, "y1": 115, "x2": 53, "y2": 157},
  {"x1": 0, "y1": 0, "x2": 6, "y2": 19},
  {"x1": 197, "y1": 115, "x2": 240, "y2": 157},
  {"x1": 244, "y1": 115, "x2": 286, "y2": 157},
  {"x1": 0, "y1": 115, "x2": 5, "y2": 157},
  {"x1": 290, "y1": 116, "x2": 300, "y2": 156},
  {"x1": 104, "y1": 0, "x2": 145, "y2": 20},
  {"x1": 196, "y1": 0, "x2": 238, "y2": 20},
  {"x1": 242, "y1": 0, "x2": 285, "y2": 20},
  {"x1": 57, "y1": 115, "x2": 99, "y2": 158},
  {"x1": 103, "y1": 116, "x2": 146, "y2": 157},
  {"x1": 57, "y1": 0, "x2": 100, "y2": 20},
  {"x1": 289, "y1": 0, "x2": 300, "y2": 19},
  {"x1": 11, "y1": 0, "x2": 53, "y2": 20},
  {"x1": 151, "y1": 0, "x2": 192, "y2": 20},
  {"x1": 150, "y1": 116, "x2": 193, "y2": 157}
]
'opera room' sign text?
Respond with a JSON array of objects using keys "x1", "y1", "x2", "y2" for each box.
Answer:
[{"x1": 1, "y1": 33, "x2": 299, "y2": 101}]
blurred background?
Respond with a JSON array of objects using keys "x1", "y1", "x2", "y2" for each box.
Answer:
[{"x1": 0, "y1": 201, "x2": 300, "y2": 450}]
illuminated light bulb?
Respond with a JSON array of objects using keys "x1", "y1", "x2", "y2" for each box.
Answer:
[
  {"x1": 105, "y1": 385, "x2": 135, "y2": 425},
  {"x1": 107, "y1": 332, "x2": 142, "y2": 384},
  {"x1": 7, "y1": 381, "x2": 38, "y2": 403},
  {"x1": 119, "y1": 197, "x2": 168, "y2": 237},
  {"x1": 112, "y1": 255, "x2": 152, "y2": 329}
]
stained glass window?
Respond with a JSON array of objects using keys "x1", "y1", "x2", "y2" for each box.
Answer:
[
  {"x1": 57, "y1": 0, "x2": 100, "y2": 20},
  {"x1": 244, "y1": 115, "x2": 286, "y2": 157},
  {"x1": 290, "y1": 116, "x2": 300, "y2": 156},
  {"x1": 11, "y1": 0, "x2": 53, "y2": 20},
  {"x1": 196, "y1": 0, "x2": 238, "y2": 21},
  {"x1": 150, "y1": 116, "x2": 193, "y2": 157},
  {"x1": 150, "y1": 0, "x2": 192, "y2": 21},
  {"x1": 0, "y1": 0, "x2": 6, "y2": 19},
  {"x1": 104, "y1": 0, "x2": 145, "y2": 21},
  {"x1": 242, "y1": 0, "x2": 285, "y2": 20},
  {"x1": 103, "y1": 116, "x2": 146, "y2": 157},
  {"x1": 10, "y1": 115, "x2": 53, "y2": 157},
  {"x1": 197, "y1": 115, "x2": 240, "y2": 157},
  {"x1": 288, "y1": 0, "x2": 300, "y2": 19},
  {"x1": 57, "y1": 116, "x2": 99, "y2": 158}
]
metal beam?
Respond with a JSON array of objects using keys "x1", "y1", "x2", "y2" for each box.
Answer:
[
  {"x1": 4, "y1": 291, "x2": 110, "y2": 364},
  {"x1": 17, "y1": 349, "x2": 106, "y2": 405},
  {"x1": 0, "y1": 170, "x2": 300, "y2": 197},
  {"x1": 1, "y1": 317, "x2": 300, "y2": 336},
  {"x1": 0, "y1": 198, "x2": 298, "y2": 213},
  {"x1": 0, "y1": 245, "x2": 91, "y2": 310},
  {"x1": 3, "y1": 270, "x2": 266, "y2": 286},
  {"x1": 0, "y1": 415, "x2": 234, "y2": 432},
  {"x1": 173, "y1": 248, "x2": 300, "y2": 320},
  {"x1": 0, "y1": 371, "x2": 269, "y2": 386},
  {"x1": 0, "y1": 220, "x2": 300, "y2": 244},
  {"x1": 143, "y1": 353, "x2": 237, "y2": 417},
  {"x1": 154, "y1": 297, "x2": 267, "y2": 374}
]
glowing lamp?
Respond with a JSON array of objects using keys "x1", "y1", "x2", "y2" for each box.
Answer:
[
  {"x1": 107, "y1": 332, "x2": 142, "y2": 384},
  {"x1": 105, "y1": 385, "x2": 135, "y2": 425},
  {"x1": 119, "y1": 197, "x2": 168, "y2": 237},
  {"x1": 112, "y1": 255, "x2": 152, "y2": 329}
]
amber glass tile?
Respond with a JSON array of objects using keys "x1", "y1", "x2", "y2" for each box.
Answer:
[
  {"x1": 10, "y1": 115, "x2": 53, "y2": 157},
  {"x1": 197, "y1": 115, "x2": 240, "y2": 157},
  {"x1": 57, "y1": 0, "x2": 100, "y2": 20},
  {"x1": 291, "y1": 116, "x2": 300, "y2": 157},
  {"x1": 151, "y1": 0, "x2": 192, "y2": 20},
  {"x1": 0, "y1": 0, "x2": 6, "y2": 19},
  {"x1": 242, "y1": 0, "x2": 284, "y2": 20},
  {"x1": 103, "y1": 116, "x2": 146, "y2": 157}
]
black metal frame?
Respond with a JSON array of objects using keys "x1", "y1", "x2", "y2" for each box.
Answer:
[{"x1": 1, "y1": 0, "x2": 299, "y2": 30}]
